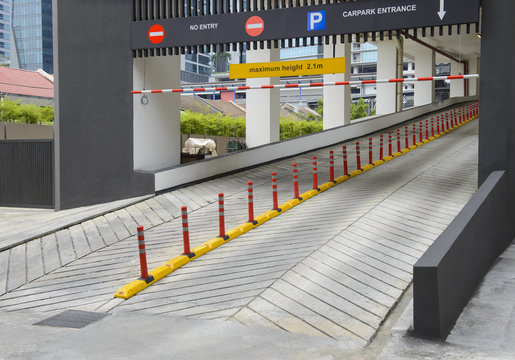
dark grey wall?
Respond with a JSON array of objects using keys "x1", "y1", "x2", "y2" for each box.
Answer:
[
  {"x1": 413, "y1": 0, "x2": 515, "y2": 339},
  {"x1": 413, "y1": 171, "x2": 510, "y2": 339},
  {"x1": 479, "y1": 0, "x2": 515, "y2": 207},
  {"x1": 0, "y1": 140, "x2": 53, "y2": 208},
  {"x1": 53, "y1": 0, "x2": 154, "y2": 210}
]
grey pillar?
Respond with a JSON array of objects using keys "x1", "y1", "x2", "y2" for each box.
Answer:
[
  {"x1": 53, "y1": 0, "x2": 154, "y2": 210},
  {"x1": 479, "y1": 0, "x2": 515, "y2": 233}
]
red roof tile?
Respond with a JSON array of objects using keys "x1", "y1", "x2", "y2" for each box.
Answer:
[{"x1": 0, "y1": 67, "x2": 54, "y2": 99}]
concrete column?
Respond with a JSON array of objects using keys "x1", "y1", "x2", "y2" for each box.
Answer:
[
  {"x1": 450, "y1": 61, "x2": 465, "y2": 98},
  {"x1": 468, "y1": 56, "x2": 480, "y2": 96},
  {"x1": 323, "y1": 39, "x2": 351, "y2": 129},
  {"x1": 133, "y1": 56, "x2": 181, "y2": 171},
  {"x1": 376, "y1": 40, "x2": 399, "y2": 115},
  {"x1": 246, "y1": 47, "x2": 280, "y2": 148},
  {"x1": 414, "y1": 46, "x2": 435, "y2": 107}
]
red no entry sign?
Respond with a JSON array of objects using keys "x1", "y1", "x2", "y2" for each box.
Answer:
[
  {"x1": 148, "y1": 24, "x2": 165, "y2": 44},
  {"x1": 245, "y1": 16, "x2": 264, "y2": 37}
]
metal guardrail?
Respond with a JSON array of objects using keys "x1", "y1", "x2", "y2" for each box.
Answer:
[{"x1": 0, "y1": 140, "x2": 54, "y2": 208}]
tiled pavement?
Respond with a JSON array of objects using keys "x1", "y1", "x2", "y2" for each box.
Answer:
[{"x1": 0, "y1": 111, "x2": 478, "y2": 349}]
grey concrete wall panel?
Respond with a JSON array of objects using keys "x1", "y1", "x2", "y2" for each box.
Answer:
[
  {"x1": 53, "y1": 0, "x2": 154, "y2": 210},
  {"x1": 413, "y1": 171, "x2": 511, "y2": 339}
]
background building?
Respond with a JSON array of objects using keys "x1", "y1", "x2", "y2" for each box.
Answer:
[
  {"x1": 10, "y1": 0, "x2": 52, "y2": 73},
  {"x1": 0, "y1": 0, "x2": 10, "y2": 65}
]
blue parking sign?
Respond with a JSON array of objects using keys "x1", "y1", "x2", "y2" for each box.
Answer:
[{"x1": 307, "y1": 11, "x2": 325, "y2": 31}]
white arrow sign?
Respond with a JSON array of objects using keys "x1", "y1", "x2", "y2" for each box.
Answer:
[{"x1": 438, "y1": 0, "x2": 447, "y2": 20}]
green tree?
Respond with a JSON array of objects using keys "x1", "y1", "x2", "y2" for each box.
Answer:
[
  {"x1": 0, "y1": 99, "x2": 21, "y2": 122},
  {"x1": 315, "y1": 99, "x2": 323, "y2": 117},
  {"x1": 18, "y1": 103, "x2": 41, "y2": 124},
  {"x1": 39, "y1": 106, "x2": 54, "y2": 123}
]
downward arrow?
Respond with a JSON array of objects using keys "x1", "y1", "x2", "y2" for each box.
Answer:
[{"x1": 438, "y1": 0, "x2": 446, "y2": 20}]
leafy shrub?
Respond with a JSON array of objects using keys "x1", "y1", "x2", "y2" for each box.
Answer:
[
  {"x1": 0, "y1": 98, "x2": 54, "y2": 124},
  {"x1": 180, "y1": 111, "x2": 323, "y2": 140}
]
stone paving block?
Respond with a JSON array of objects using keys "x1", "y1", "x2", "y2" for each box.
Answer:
[
  {"x1": 153, "y1": 195, "x2": 182, "y2": 218},
  {"x1": 337, "y1": 233, "x2": 415, "y2": 272},
  {"x1": 6, "y1": 244, "x2": 26, "y2": 292},
  {"x1": 0, "y1": 250, "x2": 9, "y2": 295},
  {"x1": 167, "y1": 190, "x2": 201, "y2": 211},
  {"x1": 344, "y1": 228, "x2": 422, "y2": 263},
  {"x1": 350, "y1": 221, "x2": 427, "y2": 253},
  {"x1": 318, "y1": 245, "x2": 408, "y2": 289},
  {"x1": 232, "y1": 306, "x2": 283, "y2": 331},
  {"x1": 247, "y1": 296, "x2": 327, "y2": 338},
  {"x1": 113, "y1": 208, "x2": 139, "y2": 236},
  {"x1": 302, "y1": 256, "x2": 397, "y2": 308},
  {"x1": 135, "y1": 201, "x2": 163, "y2": 227},
  {"x1": 352, "y1": 220, "x2": 430, "y2": 251},
  {"x1": 279, "y1": 272, "x2": 381, "y2": 332},
  {"x1": 26, "y1": 239, "x2": 44, "y2": 283},
  {"x1": 192, "y1": 307, "x2": 240, "y2": 320},
  {"x1": 291, "y1": 262, "x2": 390, "y2": 318},
  {"x1": 357, "y1": 217, "x2": 433, "y2": 246},
  {"x1": 55, "y1": 230, "x2": 76, "y2": 266},
  {"x1": 81, "y1": 220, "x2": 106, "y2": 251},
  {"x1": 68, "y1": 225, "x2": 91, "y2": 260},
  {"x1": 144, "y1": 197, "x2": 174, "y2": 223},
  {"x1": 104, "y1": 212, "x2": 132, "y2": 241},
  {"x1": 261, "y1": 287, "x2": 366, "y2": 342},
  {"x1": 179, "y1": 187, "x2": 210, "y2": 207},
  {"x1": 330, "y1": 236, "x2": 413, "y2": 279},
  {"x1": 93, "y1": 216, "x2": 119, "y2": 246},
  {"x1": 309, "y1": 251, "x2": 402, "y2": 300},
  {"x1": 41, "y1": 234, "x2": 61, "y2": 274},
  {"x1": 124, "y1": 204, "x2": 153, "y2": 230}
]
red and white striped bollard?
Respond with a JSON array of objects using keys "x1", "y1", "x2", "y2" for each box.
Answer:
[
  {"x1": 356, "y1": 142, "x2": 361, "y2": 170},
  {"x1": 181, "y1": 206, "x2": 194, "y2": 257},
  {"x1": 137, "y1": 226, "x2": 153, "y2": 282},
  {"x1": 342, "y1": 146, "x2": 349, "y2": 176}
]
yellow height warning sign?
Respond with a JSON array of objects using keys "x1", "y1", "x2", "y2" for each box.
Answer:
[{"x1": 229, "y1": 57, "x2": 346, "y2": 79}]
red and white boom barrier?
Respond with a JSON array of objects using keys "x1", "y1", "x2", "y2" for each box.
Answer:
[{"x1": 132, "y1": 74, "x2": 479, "y2": 95}]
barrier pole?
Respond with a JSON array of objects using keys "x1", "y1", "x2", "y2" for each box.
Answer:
[
  {"x1": 419, "y1": 122, "x2": 423, "y2": 142},
  {"x1": 248, "y1": 181, "x2": 255, "y2": 223},
  {"x1": 396, "y1": 129, "x2": 401, "y2": 153},
  {"x1": 412, "y1": 124, "x2": 416, "y2": 146},
  {"x1": 342, "y1": 146, "x2": 349, "y2": 176},
  {"x1": 405, "y1": 126, "x2": 409, "y2": 149},
  {"x1": 292, "y1": 163, "x2": 300, "y2": 198},
  {"x1": 431, "y1": 119, "x2": 435, "y2": 137},
  {"x1": 380, "y1": 134, "x2": 384, "y2": 159},
  {"x1": 329, "y1": 151, "x2": 335, "y2": 182},
  {"x1": 312, "y1": 156, "x2": 318, "y2": 189},
  {"x1": 137, "y1": 226, "x2": 150, "y2": 280},
  {"x1": 368, "y1": 139, "x2": 373, "y2": 165},
  {"x1": 272, "y1": 172, "x2": 279, "y2": 210},
  {"x1": 388, "y1": 132, "x2": 393, "y2": 156},
  {"x1": 425, "y1": 119, "x2": 429, "y2": 139},
  {"x1": 218, "y1": 193, "x2": 227, "y2": 239},
  {"x1": 356, "y1": 142, "x2": 361, "y2": 170},
  {"x1": 181, "y1": 206, "x2": 192, "y2": 256}
]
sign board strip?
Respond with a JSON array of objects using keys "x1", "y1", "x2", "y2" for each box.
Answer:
[{"x1": 131, "y1": 0, "x2": 480, "y2": 49}]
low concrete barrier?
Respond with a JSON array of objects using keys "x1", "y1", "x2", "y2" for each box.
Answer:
[
  {"x1": 413, "y1": 171, "x2": 512, "y2": 339},
  {"x1": 4, "y1": 122, "x2": 54, "y2": 139},
  {"x1": 155, "y1": 96, "x2": 478, "y2": 191}
]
